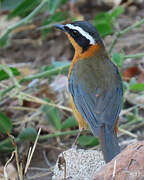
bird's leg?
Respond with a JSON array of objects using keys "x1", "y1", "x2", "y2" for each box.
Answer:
[{"x1": 72, "y1": 128, "x2": 83, "y2": 149}]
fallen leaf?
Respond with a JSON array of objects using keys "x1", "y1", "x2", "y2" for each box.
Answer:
[{"x1": 122, "y1": 66, "x2": 140, "y2": 81}]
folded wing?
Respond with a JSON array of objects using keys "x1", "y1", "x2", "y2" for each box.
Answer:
[{"x1": 69, "y1": 71, "x2": 123, "y2": 136}]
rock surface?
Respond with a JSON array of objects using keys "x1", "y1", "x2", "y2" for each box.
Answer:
[
  {"x1": 52, "y1": 148, "x2": 105, "y2": 180},
  {"x1": 52, "y1": 141, "x2": 144, "y2": 180},
  {"x1": 91, "y1": 141, "x2": 144, "y2": 180}
]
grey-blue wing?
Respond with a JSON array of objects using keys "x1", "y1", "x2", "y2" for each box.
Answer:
[{"x1": 69, "y1": 72, "x2": 123, "y2": 137}]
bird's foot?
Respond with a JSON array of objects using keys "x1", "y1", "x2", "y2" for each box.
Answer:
[
  {"x1": 72, "y1": 143, "x2": 77, "y2": 149},
  {"x1": 71, "y1": 129, "x2": 82, "y2": 149}
]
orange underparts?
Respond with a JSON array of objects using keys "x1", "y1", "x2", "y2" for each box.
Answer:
[
  {"x1": 80, "y1": 44, "x2": 101, "y2": 59},
  {"x1": 70, "y1": 94, "x2": 88, "y2": 130},
  {"x1": 114, "y1": 117, "x2": 119, "y2": 134},
  {"x1": 67, "y1": 34, "x2": 101, "y2": 79}
]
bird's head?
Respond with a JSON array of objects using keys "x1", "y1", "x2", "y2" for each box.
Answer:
[{"x1": 54, "y1": 21, "x2": 104, "y2": 58}]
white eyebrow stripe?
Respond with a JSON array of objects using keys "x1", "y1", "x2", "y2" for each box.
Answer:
[{"x1": 65, "y1": 24, "x2": 95, "y2": 44}]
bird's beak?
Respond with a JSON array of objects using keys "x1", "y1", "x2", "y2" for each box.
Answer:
[{"x1": 54, "y1": 24, "x2": 66, "y2": 32}]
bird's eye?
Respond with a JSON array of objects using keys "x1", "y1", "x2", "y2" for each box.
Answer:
[{"x1": 72, "y1": 30, "x2": 78, "y2": 36}]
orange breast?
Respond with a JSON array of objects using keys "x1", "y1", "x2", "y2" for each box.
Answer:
[
  {"x1": 80, "y1": 44, "x2": 101, "y2": 59},
  {"x1": 70, "y1": 94, "x2": 88, "y2": 130}
]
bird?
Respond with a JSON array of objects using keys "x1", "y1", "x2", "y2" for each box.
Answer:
[{"x1": 54, "y1": 21, "x2": 123, "y2": 163}]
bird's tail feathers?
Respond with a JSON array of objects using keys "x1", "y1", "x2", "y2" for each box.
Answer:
[{"x1": 99, "y1": 124, "x2": 120, "y2": 163}]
